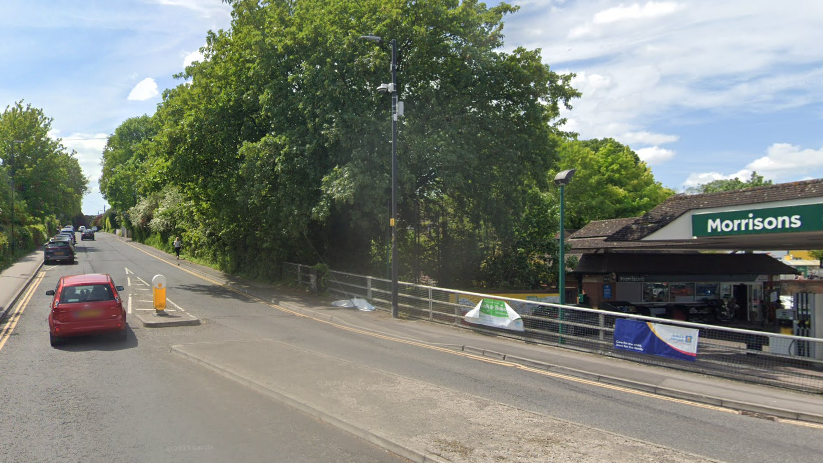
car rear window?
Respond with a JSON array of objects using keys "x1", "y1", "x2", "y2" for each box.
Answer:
[
  {"x1": 46, "y1": 241, "x2": 71, "y2": 248},
  {"x1": 59, "y1": 284, "x2": 114, "y2": 303}
]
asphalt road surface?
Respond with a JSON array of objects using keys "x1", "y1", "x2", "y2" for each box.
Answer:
[{"x1": 1, "y1": 233, "x2": 822, "y2": 462}]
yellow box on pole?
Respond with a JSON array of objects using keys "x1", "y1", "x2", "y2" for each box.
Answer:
[{"x1": 152, "y1": 274, "x2": 167, "y2": 314}]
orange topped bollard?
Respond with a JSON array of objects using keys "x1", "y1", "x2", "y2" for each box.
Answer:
[{"x1": 152, "y1": 274, "x2": 167, "y2": 316}]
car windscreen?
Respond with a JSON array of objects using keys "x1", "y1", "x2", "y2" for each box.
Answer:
[{"x1": 59, "y1": 284, "x2": 115, "y2": 303}]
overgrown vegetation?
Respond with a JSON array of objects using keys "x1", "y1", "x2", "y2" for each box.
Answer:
[
  {"x1": 0, "y1": 101, "x2": 88, "y2": 268},
  {"x1": 99, "y1": 0, "x2": 673, "y2": 289}
]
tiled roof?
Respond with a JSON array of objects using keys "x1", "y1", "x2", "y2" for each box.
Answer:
[
  {"x1": 608, "y1": 179, "x2": 823, "y2": 241},
  {"x1": 569, "y1": 218, "x2": 637, "y2": 239}
]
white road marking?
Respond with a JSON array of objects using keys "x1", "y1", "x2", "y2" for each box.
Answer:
[
  {"x1": 166, "y1": 298, "x2": 187, "y2": 313},
  {"x1": 125, "y1": 267, "x2": 134, "y2": 275},
  {"x1": 128, "y1": 294, "x2": 132, "y2": 314},
  {"x1": 127, "y1": 277, "x2": 131, "y2": 287}
]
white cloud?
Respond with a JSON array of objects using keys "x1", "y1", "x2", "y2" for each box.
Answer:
[
  {"x1": 593, "y1": 2, "x2": 682, "y2": 25},
  {"x1": 183, "y1": 49, "x2": 204, "y2": 68},
  {"x1": 681, "y1": 142, "x2": 823, "y2": 188},
  {"x1": 636, "y1": 146, "x2": 676, "y2": 164},
  {"x1": 683, "y1": 169, "x2": 752, "y2": 188},
  {"x1": 127, "y1": 78, "x2": 159, "y2": 101},
  {"x1": 152, "y1": 0, "x2": 231, "y2": 18},
  {"x1": 746, "y1": 143, "x2": 823, "y2": 180},
  {"x1": 620, "y1": 131, "x2": 679, "y2": 146},
  {"x1": 516, "y1": 1, "x2": 823, "y2": 154}
]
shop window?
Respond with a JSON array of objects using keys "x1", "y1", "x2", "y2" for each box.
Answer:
[
  {"x1": 670, "y1": 283, "x2": 695, "y2": 302},
  {"x1": 643, "y1": 283, "x2": 669, "y2": 302},
  {"x1": 696, "y1": 283, "x2": 719, "y2": 299}
]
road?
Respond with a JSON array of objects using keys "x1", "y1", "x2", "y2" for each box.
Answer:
[{"x1": 1, "y1": 232, "x2": 822, "y2": 462}]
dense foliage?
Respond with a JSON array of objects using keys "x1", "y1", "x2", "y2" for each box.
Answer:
[
  {"x1": 0, "y1": 101, "x2": 88, "y2": 264},
  {"x1": 686, "y1": 171, "x2": 772, "y2": 194},
  {"x1": 99, "y1": 0, "x2": 675, "y2": 289}
]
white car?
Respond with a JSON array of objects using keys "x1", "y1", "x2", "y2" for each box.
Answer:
[{"x1": 79, "y1": 226, "x2": 86, "y2": 232}]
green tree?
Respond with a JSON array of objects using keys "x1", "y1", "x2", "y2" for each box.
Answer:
[
  {"x1": 810, "y1": 250, "x2": 823, "y2": 267},
  {"x1": 103, "y1": 0, "x2": 579, "y2": 285},
  {"x1": 0, "y1": 101, "x2": 88, "y2": 222},
  {"x1": 99, "y1": 115, "x2": 158, "y2": 215},
  {"x1": 686, "y1": 171, "x2": 772, "y2": 194},
  {"x1": 552, "y1": 138, "x2": 674, "y2": 229}
]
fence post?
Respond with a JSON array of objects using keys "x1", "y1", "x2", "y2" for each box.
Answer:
[
  {"x1": 297, "y1": 264, "x2": 302, "y2": 286},
  {"x1": 367, "y1": 276, "x2": 373, "y2": 300},
  {"x1": 429, "y1": 286, "x2": 433, "y2": 321},
  {"x1": 309, "y1": 268, "x2": 318, "y2": 293},
  {"x1": 599, "y1": 313, "x2": 605, "y2": 342}
]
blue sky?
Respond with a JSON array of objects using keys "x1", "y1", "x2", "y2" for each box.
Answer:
[{"x1": 2, "y1": 1, "x2": 822, "y2": 215}]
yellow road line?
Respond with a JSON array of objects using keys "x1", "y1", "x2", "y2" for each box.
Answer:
[{"x1": 0, "y1": 271, "x2": 45, "y2": 352}]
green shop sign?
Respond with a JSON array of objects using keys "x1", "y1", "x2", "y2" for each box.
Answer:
[{"x1": 692, "y1": 203, "x2": 823, "y2": 237}]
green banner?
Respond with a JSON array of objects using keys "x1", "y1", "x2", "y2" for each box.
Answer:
[
  {"x1": 692, "y1": 203, "x2": 823, "y2": 237},
  {"x1": 479, "y1": 299, "x2": 509, "y2": 318}
]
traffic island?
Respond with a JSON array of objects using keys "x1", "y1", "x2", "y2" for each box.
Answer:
[{"x1": 134, "y1": 311, "x2": 201, "y2": 328}]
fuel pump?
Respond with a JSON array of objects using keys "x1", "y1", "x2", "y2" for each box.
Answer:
[{"x1": 794, "y1": 293, "x2": 822, "y2": 359}]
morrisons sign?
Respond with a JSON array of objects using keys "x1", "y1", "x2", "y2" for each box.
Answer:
[{"x1": 692, "y1": 203, "x2": 823, "y2": 237}]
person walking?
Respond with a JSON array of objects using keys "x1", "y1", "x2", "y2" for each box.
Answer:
[{"x1": 173, "y1": 236, "x2": 182, "y2": 260}]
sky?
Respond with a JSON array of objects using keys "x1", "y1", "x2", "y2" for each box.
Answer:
[{"x1": 1, "y1": 1, "x2": 822, "y2": 215}]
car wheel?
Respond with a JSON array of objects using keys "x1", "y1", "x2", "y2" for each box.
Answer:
[{"x1": 49, "y1": 333, "x2": 63, "y2": 347}]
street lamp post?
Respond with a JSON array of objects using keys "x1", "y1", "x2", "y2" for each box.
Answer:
[
  {"x1": 361, "y1": 35, "x2": 400, "y2": 318},
  {"x1": 554, "y1": 169, "x2": 576, "y2": 305},
  {"x1": 9, "y1": 140, "x2": 23, "y2": 255}
]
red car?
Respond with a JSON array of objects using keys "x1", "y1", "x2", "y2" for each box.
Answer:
[{"x1": 46, "y1": 273, "x2": 127, "y2": 346}]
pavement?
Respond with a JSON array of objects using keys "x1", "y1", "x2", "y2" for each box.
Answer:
[{"x1": 6, "y1": 236, "x2": 823, "y2": 462}]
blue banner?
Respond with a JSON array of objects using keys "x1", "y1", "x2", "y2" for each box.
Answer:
[{"x1": 614, "y1": 319, "x2": 698, "y2": 361}]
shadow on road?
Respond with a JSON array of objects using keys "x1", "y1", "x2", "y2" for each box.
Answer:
[{"x1": 51, "y1": 325, "x2": 139, "y2": 351}]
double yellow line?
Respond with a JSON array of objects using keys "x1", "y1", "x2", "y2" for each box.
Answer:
[{"x1": 0, "y1": 271, "x2": 45, "y2": 352}]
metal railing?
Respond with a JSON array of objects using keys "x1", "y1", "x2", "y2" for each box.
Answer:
[{"x1": 284, "y1": 263, "x2": 823, "y2": 394}]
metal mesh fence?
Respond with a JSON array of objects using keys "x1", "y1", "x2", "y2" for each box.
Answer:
[{"x1": 284, "y1": 263, "x2": 823, "y2": 394}]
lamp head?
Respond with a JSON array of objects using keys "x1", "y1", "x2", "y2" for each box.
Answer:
[
  {"x1": 360, "y1": 35, "x2": 382, "y2": 43},
  {"x1": 554, "y1": 169, "x2": 576, "y2": 186}
]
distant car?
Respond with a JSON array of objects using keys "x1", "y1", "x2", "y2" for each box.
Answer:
[
  {"x1": 81, "y1": 229, "x2": 95, "y2": 241},
  {"x1": 44, "y1": 240, "x2": 75, "y2": 264},
  {"x1": 46, "y1": 273, "x2": 127, "y2": 346},
  {"x1": 78, "y1": 226, "x2": 86, "y2": 232}
]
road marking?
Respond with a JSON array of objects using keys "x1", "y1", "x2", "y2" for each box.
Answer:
[
  {"x1": 127, "y1": 277, "x2": 131, "y2": 287},
  {"x1": 123, "y1": 239, "x2": 815, "y2": 427},
  {"x1": 0, "y1": 271, "x2": 45, "y2": 353},
  {"x1": 128, "y1": 294, "x2": 132, "y2": 314},
  {"x1": 125, "y1": 267, "x2": 134, "y2": 275}
]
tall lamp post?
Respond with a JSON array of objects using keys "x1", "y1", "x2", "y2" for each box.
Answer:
[
  {"x1": 554, "y1": 169, "x2": 576, "y2": 305},
  {"x1": 361, "y1": 34, "x2": 400, "y2": 318},
  {"x1": 9, "y1": 140, "x2": 23, "y2": 255}
]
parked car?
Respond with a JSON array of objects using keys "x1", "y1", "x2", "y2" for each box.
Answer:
[
  {"x1": 46, "y1": 273, "x2": 127, "y2": 346},
  {"x1": 81, "y1": 229, "x2": 95, "y2": 241},
  {"x1": 58, "y1": 228, "x2": 76, "y2": 245},
  {"x1": 598, "y1": 300, "x2": 652, "y2": 316},
  {"x1": 44, "y1": 240, "x2": 75, "y2": 264},
  {"x1": 78, "y1": 226, "x2": 86, "y2": 232}
]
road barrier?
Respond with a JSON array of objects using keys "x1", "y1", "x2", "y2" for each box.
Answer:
[{"x1": 285, "y1": 262, "x2": 823, "y2": 394}]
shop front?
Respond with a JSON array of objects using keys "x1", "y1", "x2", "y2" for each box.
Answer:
[{"x1": 574, "y1": 253, "x2": 795, "y2": 322}]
